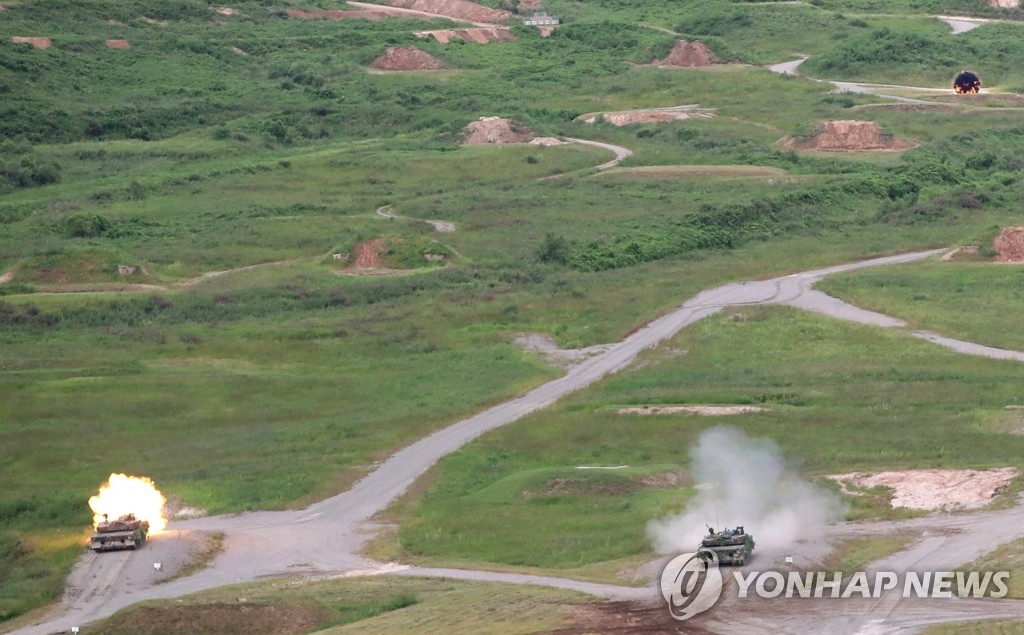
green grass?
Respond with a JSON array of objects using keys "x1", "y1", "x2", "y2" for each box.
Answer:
[
  {"x1": 381, "y1": 306, "x2": 1024, "y2": 573},
  {"x1": 80, "y1": 575, "x2": 589, "y2": 635},
  {"x1": 820, "y1": 259, "x2": 1024, "y2": 351}
]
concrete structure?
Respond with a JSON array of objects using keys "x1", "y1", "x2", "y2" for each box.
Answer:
[{"x1": 523, "y1": 11, "x2": 559, "y2": 26}]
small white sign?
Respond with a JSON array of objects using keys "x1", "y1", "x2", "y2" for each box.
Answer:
[
  {"x1": 154, "y1": 562, "x2": 162, "y2": 571},
  {"x1": 785, "y1": 556, "x2": 794, "y2": 564}
]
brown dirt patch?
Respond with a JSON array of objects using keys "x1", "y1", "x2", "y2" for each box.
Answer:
[
  {"x1": 415, "y1": 26, "x2": 514, "y2": 43},
  {"x1": 380, "y1": 0, "x2": 512, "y2": 23},
  {"x1": 370, "y1": 46, "x2": 447, "y2": 71},
  {"x1": 0, "y1": 270, "x2": 15, "y2": 284},
  {"x1": 989, "y1": 0, "x2": 1019, "y2": 7},
  {"x1": 283, "y1": 8, "x2": 392, "y2": 21},
  {"x1": 213, "y1": 7, "x2": 240, "y2": 15},
  {"x1": 784, "y1": 120, "x2": 914, "y2": 152},
  {"x1": 460, "y1": 116, "x2": 535, "y2": 144},
  {"x1": 829, "y1": 468, "x2": 1018, "y2": 510},
  {"x1": 579, "y1": 106, "x2": 715, "y2": 126},
  {"x1": 140, "y1": 16, "x2": 168, "y2": 25},
  {"x1": 551, "y1": 600, "x2": 717, "y2": 635},
  {"x1": 11, "y1": 37, "x2": 52, "y2": 49},
  {"x1": 105, "y1": 39, "x2": 130, "y2": 49},
  {"x1": 96, "y1": 603, "x2": 328, "y2": 635},
  {"x1": 654, "y1": 39, "x2": 718, "y2": 67},
  {"x1": 640, "y1": 470, "x2": 686, "y2": 488},
  {"x1": 527, "y1": 476, "x2": 637, "y2": 498},
  {"x1": 353, "y1": 238, "x2": 385, "y2": 269},
  {"x1": 618, "y1": 405, "x2": 769, "y2": 416},
  {"x1": 994, "y1": 227, "x2": 1024, "y2": 262}
]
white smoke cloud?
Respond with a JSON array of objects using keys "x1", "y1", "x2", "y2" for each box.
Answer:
[{"x1": 649, "y1": 427, "x2": 846, "y2": 554}]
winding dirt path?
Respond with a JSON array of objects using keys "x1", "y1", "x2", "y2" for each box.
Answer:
[
  {"x1": 15, "y1": 248, "x2": 1024, "y2": 635},
  {"x1": 376, "y1": 204, "x2": 455, "y2": 232}
]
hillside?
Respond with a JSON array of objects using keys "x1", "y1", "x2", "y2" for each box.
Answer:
[{"x1": 4, "y1": 0, "x2": 1024, "y2": 632}]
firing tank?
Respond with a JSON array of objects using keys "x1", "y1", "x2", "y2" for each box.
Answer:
[
  {"x1": 90, "y1": 514, "x2": 149, "y2": 552},
  {"x1": 699, "y1": 525, "x2": 754, "y2": 565}
]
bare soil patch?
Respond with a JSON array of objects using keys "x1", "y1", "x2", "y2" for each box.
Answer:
[
  {"x1": 989, "y1": 0, "x2": 1019, "y2": 7},
  {"x1": 783, "y1": 120, "x2": 914, "y2": 152},
  {"x1": 994, "y1": 227, "x2": 1024, "y2": 262},
  {"x1": 551, "y1": 600, "x2": 716, "y2": 635},
  {"x1": 11, "y1": 36, "x2": 52, "y2": 49},
  {"x1": 353, "y1": 238, "x2": 385, "y2": 269},
  {"x1": 105, "y1": 39, "x2": 130, "y2": 49},
  {"x1": 513, "y1": 333, "x2": 612, "y2": 368},
  {"x1": 618, "y1": 405, "x2": 770, "y2": 416},
  {"x1": 0, "y1": 270, "x2": 15, "y2": 284},
  {"x1": 654, "y1": 39, "x2": 717, "y2": 67},
  {"x1": 941, "y1": 245, "x2": 980, "y2": 261},
  {"x1": 460, "y1": 116, "x2": 535, "y2": 144},
  {"x1": 284, "y1": 8, "x2": 392, "y2": 21},
  {"x1": 370, "y1": 46, "x2": 447, "y2": 71},
  {"x1": 380, "y1": 0, "x2": 512, "y2": 23},
  {"x1": 829, "y1": 468, "x2": 1018, "y2": 510},
  {"x1": 529, "y1": 137, "x2": 563, "y2": 146},
  {"x1": 213, "y1": 7, "x2": 240, "y2": 15},
  {"x1": 578, "y1": 105, "x2": 715, "y2": 126},
  {"x1": 140, "y1": 16, "x2": 168, "y2": 25},
  {"x1": 415, "y1": 26, "x2": 513, "y2": 43}
]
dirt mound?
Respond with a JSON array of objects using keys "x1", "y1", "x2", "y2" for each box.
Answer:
[
  {"x1": 994, "y1": 227, "x2": 1024, "y2": 262},
  {"x1": 830, "y1": 468, "x2": 1018, "y2": 510},
  {"x1": 11, "y1": 37, "x2": 52, "y2": 49},
  {"x1": 989, "y1": 0, "x2": 1019, "y2": 7},
  {"x1": 786, "y1": 120, "x2": 914, "y2": 152},
  {"x1": 105, "y1": 39, "x2": 130, "y2": 49},
  {"x1": 284, "y1": 8, "x2": 392, "y2": 20},
  {"x1": 353, "y1": 238, "x2": 385, "y2": 269},
  {"x1": 370, "y1": 46, "x2": 447, "y2": 71},
  {"x1": 416, "y1": 26, "x2": 514, "y2": 43},
  {"x1": 460, "y1": 116, "x2": 535, "y2": 144},
  {"x1": 380, "y1": 0, "x2": 512, "y2": 23},
  {"x1": 654, "y1": 40, "x2": 718, "y2": 67}
]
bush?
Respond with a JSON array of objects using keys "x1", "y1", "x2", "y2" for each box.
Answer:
[{"x1": 63, "y1": 214, "x2": 110, "y2": 238}]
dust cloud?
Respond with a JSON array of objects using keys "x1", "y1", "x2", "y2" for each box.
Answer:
[{"x1": 649, "y1": 427, "x2": 845, "y2": 554}]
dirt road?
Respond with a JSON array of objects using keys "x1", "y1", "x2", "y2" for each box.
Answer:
[{"x1": 17, "y1": 247, "x2": 1024, "y2": 635}]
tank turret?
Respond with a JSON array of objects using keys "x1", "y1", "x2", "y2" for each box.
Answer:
[
  {"x1": 90, "y1": 513, "x2": 149, "y2": 552},
  {"x1": 699, "y1": 525, "x2": 754, "y2": 565}
]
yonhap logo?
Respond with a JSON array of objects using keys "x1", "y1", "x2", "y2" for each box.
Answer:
[{"x1": 660, "y1": 549, "x2": 723, "y2": 621}]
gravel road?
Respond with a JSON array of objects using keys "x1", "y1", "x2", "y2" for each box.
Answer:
[{"x1": 15, "y1": 247, "x2": 1024, "y2": 635}]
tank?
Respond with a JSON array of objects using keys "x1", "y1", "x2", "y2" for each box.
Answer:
[
  {"x1": 699, "y1": 525, "x2": 754, "y2": 565},
  {"x1": 90, "y1": 514, "x2": 149, "y2": 552}
]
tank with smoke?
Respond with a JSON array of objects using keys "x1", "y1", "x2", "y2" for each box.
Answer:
[{"x1": 649, "y1": 427, "x2": 846, "y2": 558}]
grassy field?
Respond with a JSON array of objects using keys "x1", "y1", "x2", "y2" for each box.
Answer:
[
  {"x1": 75, "y1": 575, "x2": 589, "y2": 635},
  {"x1": 4, "y1": 0, "x2": 1024, "y2": 625},
  {"x1": 377, "y1": 306, "x2": 1024, "y2": 574}
]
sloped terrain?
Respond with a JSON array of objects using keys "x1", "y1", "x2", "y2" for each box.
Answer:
[{"x1": 369, "y1": 46, "x2": 448, "y2": 70}]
